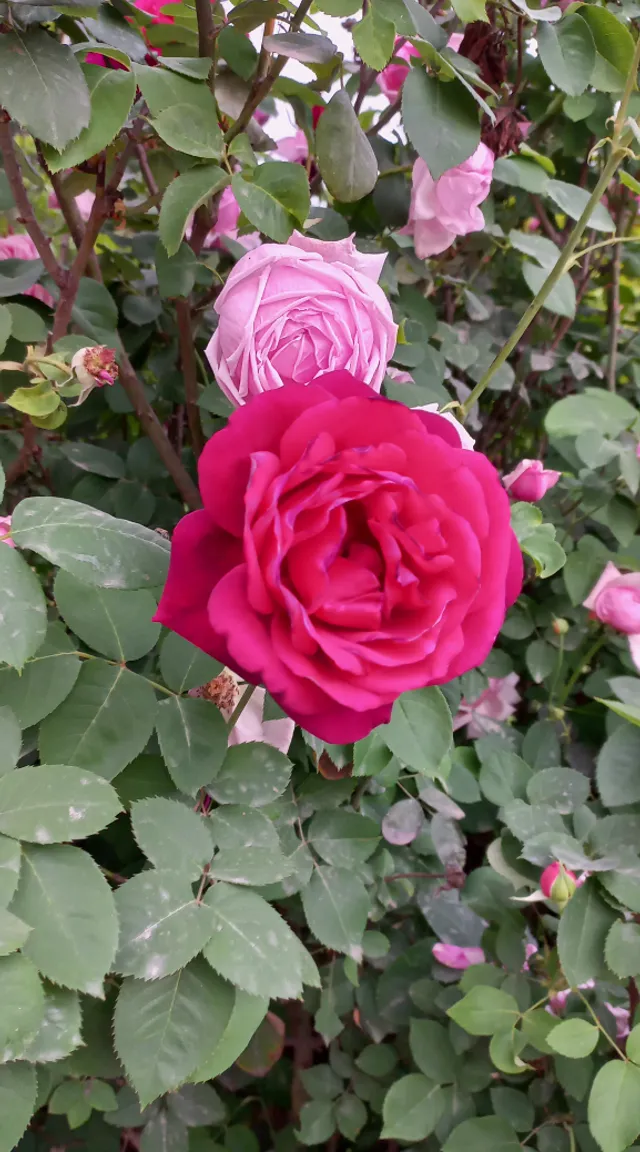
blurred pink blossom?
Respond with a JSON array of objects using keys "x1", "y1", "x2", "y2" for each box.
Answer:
[
  {"x1": 0, "y1": 234, "x2": 54, "y2": 307},
  {"x1": 549, "y1": 980, "x2": 595, "y2": 1016},
  {"x1": 0, "y1": 516, "x2": 14, "y2": 547},
  {"x1": 48, "y1": 189, "x2": 95, "y2": 222},
  {"x1": 276, "y1": 129, "x2": 308, "y2": 164},
  {"x1": 453, "y1": 672, "x2": 519, "y2": 737},
  {"x1": 401, "y1": 144, "x2": 494, "y2": 258},
  {"x1": 503, "y1": 459, "x2": 561, "y2": 502},
  {"x1": 605, "y1": 1002, "x2": 631, "y2": 1040},
  {"x1": 584, "y1": 562, "x2": 640, "y2": 671},
  {"x1": 432, "y1": 943, "x2": 485, "y2": 969},
  {"x1": 202, "y1": 186, "x2": 260, "y2": 251},
  {"x1": 378, "y1": 34, "x2": 463, "y2": 103}
]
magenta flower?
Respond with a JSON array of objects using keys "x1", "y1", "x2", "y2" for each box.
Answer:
[
  {"x1": 432, "y1": 943, "x2": 485, "y2": 970},
  {"x1": 503, "y1": 460, "x2": 561, "y2": 502},
  {"x1": 453, "y1": 672, "x2": 520, "y2": 738}
]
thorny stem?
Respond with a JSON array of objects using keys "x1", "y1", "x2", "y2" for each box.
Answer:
[
  {"x1": 557, "y1": 632, "x2": 608, "y2": 706},
  {"x1": 195, "y1": 0, "x2": 217, "y2": 82},
  {"x1": 461, "y1": 34, "x2": 640, "y2": 419},
  {"x1": 175, "y1": 298, "x2": 205, "y2": 458},
  {"x1": 227, "y1": 683, "x2": 257, "y2": 731}
]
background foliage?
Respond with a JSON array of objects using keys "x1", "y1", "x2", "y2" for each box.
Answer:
[{"x1": 1, "y1": 0, "x2": 640, "y2": 1151}]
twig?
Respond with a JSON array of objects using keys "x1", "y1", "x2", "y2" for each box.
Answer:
[
  {"x1": 0, "y1": 114, "x2": 65, "y2": 287},
  {"x1": 384, "y1": 871, "x2": 447, "y2": 881},
  {"x1": 37, "y1": 147, "x2": 101, "y2": 281},
  {"x1": 606, "y1": 200, "x2": 625, "y2": 393},
  {"x1": 135, "y1": 141, "x2": 159, "y2": 197},
  {"x1": 531, "y1": 195, "x2": 562, "y2": 246},
  {"x1": 366, "y1": 95, "x2": 402, "y2": 137},
  {"x1": 50, "y1": 193, "x2": 110, "y2": 344},
  {"x1": 224, "y1": 0, "x2": 314, "y2": 145},
  {"x1": 5, "y1": 417, "x2": 37, "y2": 488},
  {"x1": 175, "y1": 298, "x2": 205, "y2": 457},
  {"x1": 195, "y1": 0, "x2": 216, "y2": 61}
]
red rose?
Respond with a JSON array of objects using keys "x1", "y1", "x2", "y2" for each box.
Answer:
[{"x1": 155, "y1": 373, "x2": 522, "y2": 742}]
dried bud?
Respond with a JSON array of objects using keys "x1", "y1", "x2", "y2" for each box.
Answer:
[
  {"x1": 459, "y1": 22, "x2": 507, "y2": 89},
  {"x1": 71, "y1": 345, "x2": 118, "y2": 390},
  {"x1": 481, "y1": 107, "x2": 526, "y2": 158},
  {"x1": 553, "y1": 617, "x2": 570, "y2": 636},
  {"x1": 541, "y1": 862, "x2": 577, "y2": 910}
]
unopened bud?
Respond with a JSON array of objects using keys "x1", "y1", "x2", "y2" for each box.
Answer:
[
  {"x1": 541, "y1": 862, "x2": 577, "y2": 910},
  {"x1": 553, "y1": 618, "x2": 569, "y2": 636},
  {"x1": 71, "y1": 345, "x2": 118, "y2": 400},
  {"x1": 548, "y1": 705, "x2": 565, "y2": 722}
]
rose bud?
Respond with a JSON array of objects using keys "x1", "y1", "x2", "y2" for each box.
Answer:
[
  {"x1": 71, "y1": 345, "x2": 118, "y2": 403},
  {"x1": 552, "y1": 617, "x2": 569, "y2": 636},
  {"x1": 503, "y1": 459, "x2": 561, "y2": 502},
  {"x1": 541, "y1": 862, "x2": 577, "y2": 909}
]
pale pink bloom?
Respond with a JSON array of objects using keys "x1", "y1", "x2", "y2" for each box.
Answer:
[
  {"x1": 202, "y1": 186, "x2": 260, "y2": 251},
  {"x1": 584, "y1": 562, "x2": 640, "y2": 671},
  {"x1": 377, "y1": 34, "x2": 462, "y2": 104},
  {"x1": 522, "y1": 942, "x2": 538, "y2": 971},
  {"x1": 453, "y1": 672, "x2": 519, "y2": 738},
  {"x1": 605, "y1": 1003, "x2": 631, "y2": 1040},
  {"x1": 401, "y1": 145, "x2": 494, "y2": 259},
  {"x1": 254, "y1": 108, "x2": 270, "y2": 128},
  {"x1": 276, "y1": 130, "x2": 308, "y2": 164},
  {"x1": 48, "y1": 189, "x2": 95, "y2": 222},
  {"x1": 503, "y1": 459, "x2": 561, "y2": 502},
  {"x1": 447, "y1": 32, "x2": 464, "y2": 51},
  {"x1": 549, "y1": 980, "x2": 594, "y2": 1016},
  {"x1": 433, "y1": 943, "x2": 485, "y2": 969},
  {"x1": 0, "y1": 234, "x2": 54, "y2": 307},
  {"x1": 0, "y1": 516, "x2": 14, "y2": 547},
  {"x1": 386, "y1": 367, "x2": 414, "y2": 384},
  {"x1": 206, "y1": 231, "x2": 397, "y2": 405}
]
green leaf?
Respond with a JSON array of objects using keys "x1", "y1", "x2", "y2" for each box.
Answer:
[
  {"x1": 6, "y1": 380, "x2": 62, "y2": 419},
  {"x1": 335, "y1": 1093, "x2": 367, "y2": 1140},
  {"x1": 450, "y1": 0, "x2": 487, "y2": 20},
  {"x1": 0, "y1": 1063, "x2": 37, "y2": 1152},
  {"x1": 40, "y1": 662, "x2": 157, "y2": 782},
  {"x1": 301, "y1": 865, "x2": 369, "y2": 959},
  {"x1": 546, "y1": 388, "x2": 639, "y2": 440},
  {"x1": 135, "y1": 63, "x2": 216, "y2": 116},
  {"x1": 155, "y1": 696, "x2": 228, "y2": 796},
  {"x1": 207, "y1": 741, "x2": 292, "y2": 807},
  {"x1": 132, "y1": 798, "x2": 212, "y2": 880},
  {"x1": 0, "y1": 304, "x2": 12, "y2": 356},
  {"x1": 0, "y1": 30, "x2": 90, "y2": 149},
  {"x1": 537, "y1": 16, "x2": 596, "y2": 97},
  {"x1": 72, "y1": 278, "x2": 120, "y2": 345},
  {"x1": 191, "y1": 988, "x2": 268, "y2": 1081},
  {"x1": 0, "y1": 952, "x2": 44, "y2": 1054},
  {"x1": 308, "y1": 811, "x2": 380, "y2": 868},
  {"x1": 447, "y1": 986, "x2": 520, "y2": 1035},
  {"x1": 263, "y1": 29, "x2": 336, "y2": 63},
  {"x1": 0, "y1": 543, "x2": 47, "y2": 671},
  {"x1": 0, "y1": 764, "x2": 120, "y2": 842},
  {"x1": 60, "y1": 443, "x2": 126, "y2": 479},
  {"x1": 491, "y1": 1087, "x2": 535, "y2": 1132},
  {"x1": 627, "y1": 1024, "x2": 640, "y2": 1065},
  {"x1": 546, "y1": 179, "x2": 615, "y2": 233},
  {"x1": 597, "y1": 723, "x2": 640, "y2": 807},
  {"x1": 352, "y1": 7, "x2": 396, "y2": 70},
  {"x1": 152, "y1": 103, "x2": 223, "y2": 159},
  {"x1": 160, "y1": 57, "x2": 213, "y2": 80},
  {"x1": 598, "y1": 699, "x2": 640, "y2": 728},
  {"x1": 526, "y1": 767, "x2": 590, "y2": 814},
  {"x1": 605, "y1": 921, "x2": 640, "y2": 979},
  {"x1": 410, "y1": 1017, "x2": 457, "y2": 1081},
  {"x1": 402, "y1": 70, "x2": 479, "y2": 182},
  {"x1": 203, "y1": 882, "x2": 309, "y2": 999},
  {"x1": 0, "y1": 906, "x2": 30, "y2": 955},
  {"x1": 139, "y1": 1110, "x2": 188, "y2": 1151},
  {"x1": 0, "y1": 836, "x2": 20, "y2": 909},
  {"x1": 114, "y1": 869, "x2": 216, "y2": 980},
  {"x1": 580, "y1": 6, "x2": 636, "y2": 92},
  {"x1": 380, "y1": 687, "x2": 452, "y2": 776},
  {"x1": 443, "y1": 1116, "x2": 521, "y2": 1152},
  {"x1": 232, "y1": 162, "x2": 310, "y2": 242},
  {"x1": 0, "y1": 258, "x2": 44, "y2": 298},
  {"x1": 18, "y1": 984, "x2": 81, "y2": 1063},
  {"x1": 547, "y1": 1018, "x2": 599, "y2": 1058},
  {"x1": 356, "y1": 1043, "x2": 397, "y2": 1076},
  {"x1": 208, "y1": 805, "x2": 294, "y2": 886},
  {"x1": 159, "y1": 632, "x2": 223, "y2": 693},
  {"x1": 45, "y1": 63, "x2": 136, "y2": 173},
  {"x1": 0, "y1": 623, "x2": 81, "y2": 729},
  {"x1": 160, "y1": 164, "x2": 231, "y2": 257},
  {"x1": 315, "y1": 90, "x2": 378, "y2": 202},
  {"x1": 11, "y1": 843, "x2": 118, "y2": 994},
  {"x1": 166, "y1": 1083, "x2": 226, "y2": 1127},
  {"x1": 588, "y1": 1060, "x2": 640, "y2": 1152},
  {"x1": 522, "y1": 262, "x2": 576, "y2": 319},
  {"x1": 0, "y1": 708, "x2": 20, "y2": 778},
  {"x1": 297, "y1": 1100, "x2": 336, "y2": 1145},
  {"x1": 114, "y1": 958, "x2": 235, "y2": 1106},
  {"x1": 54, "y1": 571, "x2": 161, "y2": 662},
  {"x1": 557, "y1": 881, "x2": 617, "y2": 987},
  {"x1": 381, "y1": 1075, "x2": 445, "y2": 1141},
  {"x1": 12, "y1": 498, "x2": 171, "y2": 589}
]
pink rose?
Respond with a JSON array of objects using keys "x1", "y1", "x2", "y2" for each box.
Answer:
[
  {"x1": 401, "y1": 145, "x2": 494, "y2": 259},
  {"x1": 48, "y1": 189, "x2": 95, "y2": 222},
  {"x1": 453, "y1": 671, "x2": 519, "y2": 738},
  {"x1": 549, "y1": 980, "x2": 594, "y2": 1016},
  {"x1": 503, "y1": 459, "x2": 561, "y2": 502},
  {"x1": 0, "y1": 234, "x2": 54, "y2": 307},
  {"x1": 605, "y1": 1003, "x2": 631, "y2": 1040},
  {"x1": 205, "y1": 233, "x2": 398, "y2": 406},
  {"x1": 154, "y1": 372, "x2": 523, "y2": 743},
  {"x1": 584, "y1": 562, "x2": 640, "y2": 671},
  {"x1": 540, "y1": 862, "x2": 577, "y2": 900},
  {"x1": 276, "y1": 130, "x2": 308, "y2": 165},
  {"x1": 432, "y1": 943, "x2": 485, "y2": 969},
  {"x1": 0, "y1": 516, "x2": 14, "y2": 547},
  {"x1": 202, "y1": 186, "x2": 260, "y2": 252}
]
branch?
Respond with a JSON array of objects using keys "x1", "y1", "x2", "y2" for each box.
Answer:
[
  {"x1": 0, "y1": 114, "x2": 65, "y2": 287},
  {"x1": 366, "y1": 94, "x2": 402, "y2": 138},
  {"x1": 224, "y1": 0, "x2": 314, "y2": 145},
  {"x1": 38, "y1": 150, "x2": 101, "y2": 281},
  {"x1": 50, "y1": 192, "x2": 111, "y2": 344},
  {"x1": 606, "y1": 201, "x2": 626, "y2": 393},
  {"x1": 195, "y1": 0, "x2": 217, "y2": 75},
  {"x1": 175, "y1": 298, "x2": 205, "y2": 458}
]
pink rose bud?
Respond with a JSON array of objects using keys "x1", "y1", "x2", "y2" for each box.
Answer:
[
  {"x1": 71, "y1": 346, "x2": 118, "y2": 404},
  {"x1": 502, "y1": 459, "x2": 561, "y2": 502},
  {"x1": 541, "y1": 863, "x2": 577, "y2": 908},
  {"x1": 0, "y1": 515, "x2": 14, "y2": 547},
  {"x1": 400, "y1": 145, "x2": 494, "y2": 259},
  {"x1": 583, "y1": 562, "x2": 640, "y2": 671},
  {"x1": 206, "y1": 234, "x2": 397, "y2": 406},
  {"x1": 552, "y1": 617, "x2": 569, "y2": 636},
  {"x1": 432, "y1": 943, "x2": 485, "y2": 970}
]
